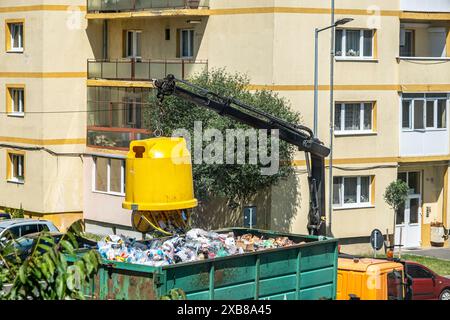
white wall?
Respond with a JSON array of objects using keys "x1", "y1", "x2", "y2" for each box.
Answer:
[
  {"x1": 400, "y1": 130, "x2": 449, "y2": 156},
  {"x1": 401, "y1": 0, "x2": 450, "y2": 12}
]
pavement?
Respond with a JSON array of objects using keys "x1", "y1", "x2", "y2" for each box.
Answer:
[{"x1": 401, "y1": 247, "x2": 450, "y2": 260}]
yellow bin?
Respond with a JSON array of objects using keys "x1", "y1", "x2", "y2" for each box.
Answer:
[{"x1": 122, "y1": 137, "x2": 198, "y2": 211}]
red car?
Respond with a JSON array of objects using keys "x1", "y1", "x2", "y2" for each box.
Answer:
[{"x1": 405, "y1": 261, "x2": 450, "y2": 300}]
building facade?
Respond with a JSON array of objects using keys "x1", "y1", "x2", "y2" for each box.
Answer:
[{"x1": 1, "y1": 0, "x2": 450, "y2": 252}]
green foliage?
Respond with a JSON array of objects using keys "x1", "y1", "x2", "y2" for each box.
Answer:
[
  {"x1": 0, "y1": 220, "x2": 101, "y2": 300},
  {"x1": 160, "y1": 288, "x2": 187, "y2": 300},
  {"x1": 4, "y1": 207, "x2": 24, "y2": 219},
  {"x1": 145, "y1": 69, "x2": 301, "y2": 205},
  {"x1": 384, "y1": 180, "x2": 409, "y2": 212}
]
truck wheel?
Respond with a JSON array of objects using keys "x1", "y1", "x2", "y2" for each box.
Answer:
[{"x1": 440, "y1": 289, "x2": 450, "y2": 300}]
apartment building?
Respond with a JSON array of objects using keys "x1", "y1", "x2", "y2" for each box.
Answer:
[
  {"x1": 0, "y1": 0, "x2": 103, "y2": 230},
  {"x1": 1, "y1": 0, "x2": 450, "y2": 252}
]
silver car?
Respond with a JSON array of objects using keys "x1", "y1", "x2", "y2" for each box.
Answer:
[{"x1": 0, "y1": 219, "x2": 59, "y2": 243}]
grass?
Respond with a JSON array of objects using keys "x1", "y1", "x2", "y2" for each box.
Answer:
[
  {"x1": 362, "y1": 253, "x2": 450, "y2": 276},
  {"x1": 401, "y1": 254, "x2": 450, "y2": 276},
  {"x1": 82, "y1": 232, "x2": 104, "y2": 242}
]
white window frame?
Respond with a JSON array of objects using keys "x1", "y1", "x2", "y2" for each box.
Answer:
[
  {"x1": 180, "y1": 29, "x2": 194, "y2": 59},
  {"x1": 126, "y1": 30, "x2": 142, "y2": 59},
  {"x1": 401, "y1": 95, "x2": 448, "y2": 132},
  {"x1": 334, "y1": 102, "x2": 374, "y2": 134},
  {"x1": 10, "y1": 88, "x2": 24, "y2": 116},
  {"x1": 335, "y1": 29, "x2": 374, "y2": 59},
  {"x1": 9, "y1": 23, "x2": 23, "y2": 52},
  {"x1": 92, "y1": 157, "x2": 125, "y2": 196},
  {"x1": 8, "y1": 153, "x2": 24, "y2": 184},
  {"x1": 333, "y1": 176, "x2": 372, "y2": 209}
]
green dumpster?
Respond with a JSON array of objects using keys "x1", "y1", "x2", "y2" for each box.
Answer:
[{"x1": 72, "y1": 228, "x2": 338, "y2": 300}]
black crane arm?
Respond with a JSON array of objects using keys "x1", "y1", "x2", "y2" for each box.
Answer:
[
  {"x1": 154, "y1": 75, "x2": 330, "y2": 158},
  {"x1": 153, "y1": 74, "x2": 330, "y2": 236}
]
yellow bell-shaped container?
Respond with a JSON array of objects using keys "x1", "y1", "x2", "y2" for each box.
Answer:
[{"x1": 122, "y1": 137, "x2": 198, "y2": 212}]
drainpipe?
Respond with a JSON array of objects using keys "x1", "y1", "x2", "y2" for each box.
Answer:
[{"x1": 103, "y1": 20, "x2": 108, "y2": 60}]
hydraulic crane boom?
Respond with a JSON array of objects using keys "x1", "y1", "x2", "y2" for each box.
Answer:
[{"x1": 154, "y1": 74, "x2": 330, "y2": 236}]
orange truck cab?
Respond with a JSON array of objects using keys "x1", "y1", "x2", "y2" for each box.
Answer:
[{"x1": 337, "y1": 257, "x2": 407, "y2": 300}]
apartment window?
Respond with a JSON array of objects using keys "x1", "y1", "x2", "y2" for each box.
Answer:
[
  {"x1": 6, "y1": 21, "x2": 24, "y2": 52},
  {"x1": 93, "y1": 157, "x2": 125, "y2": 195},
  {"x1": 333, "y1": 176, "x2": 371, "y2": 208},
  {"x1": 123, "y1": 97, "x2": 142, "y2": 128},
  {"x1": 126, "y1": 30, "x2": 141, "y2": 58},
  {"x1": 181, "y1": 29, "x2": 194, "y2": 58},
  {"x1": 335, "y1": 102, "x2": 373, "y2": 133},
  {"x1": 402, "y1": 94, "x2": 447, "y2": 130},
  {"x1": 7, "y1": 152, "x2": 25, "y2": 183},
  {"x1": 7, "y1": 86, "x2": 25, "y2": 116},
  {"x1": 400, "y1": 29, "x2": 414, "y2": 57},
  {"x1": 335, "y1": 29, "x2": 373, "y2": 58}
]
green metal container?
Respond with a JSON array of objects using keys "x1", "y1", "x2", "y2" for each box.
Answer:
[{"x1": 75, "y1": 228, "x2": 338, "y2": 300}]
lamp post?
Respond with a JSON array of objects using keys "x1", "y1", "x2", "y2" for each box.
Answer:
[{"x1": 313, "y1": 17, "x2": 353, "y2": 137}]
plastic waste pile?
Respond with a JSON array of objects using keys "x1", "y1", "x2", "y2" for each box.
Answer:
[{"x1": 97, "y1": 229, "x2": 302, "y2": 267}]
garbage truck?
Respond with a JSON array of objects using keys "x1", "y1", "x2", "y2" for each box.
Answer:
[{"x1": 74, "y1": 75, "x2": 339, "y2": 300}]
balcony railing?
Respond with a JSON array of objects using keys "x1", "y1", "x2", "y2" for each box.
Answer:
[
  {"x1": 87, "y1": 58, "x2": 208, "y2": 81},
  {"x1": 87, "y1": 0, "x2": 209, "y2": 13},
  {"x1": 87, "y1": 127, "x2": 152, "y2": 150},
  {"x1": 87, "y1": 100, "x2": 152, "y2": 150}
]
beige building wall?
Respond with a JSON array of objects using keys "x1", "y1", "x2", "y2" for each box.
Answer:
[{"x1": 0, "y1": 1, "x2": 95, "y2": 228}]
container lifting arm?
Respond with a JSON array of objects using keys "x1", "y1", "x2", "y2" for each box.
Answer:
[{"x1": 154, "y1": 75, "x2": 330, "y2": 236}]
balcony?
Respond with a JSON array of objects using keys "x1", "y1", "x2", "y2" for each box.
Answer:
[
  {"x1": 87, "y1": 0, "x2": 209, "y2": 15},
  {"x1": 87, "y1": 88, "x2": 153, "y2": 150},
  {"x1": 398, "y1": 23, "x2": 450, "y2": 86},
  {"x1": 398, "y1": 58, "x2": 450, "y2": 87},
  {"x1": 87, "y1": 58, "x2": 208, "y2": 82}
]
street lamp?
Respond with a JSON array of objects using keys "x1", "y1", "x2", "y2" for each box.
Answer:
[{"x1": 313, "y1": 18, "x2": 353, "y2": 137}]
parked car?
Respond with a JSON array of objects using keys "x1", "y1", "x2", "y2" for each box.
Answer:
[
  {"x1": 404, "y1": 261, "x2": 450, "y2": 300},
  {"x1": 0, "y1": 219, "x2": 59, "y2": 245},
  {"x1": 6, "y1": 231, "x2": 97, "y2": 261}
]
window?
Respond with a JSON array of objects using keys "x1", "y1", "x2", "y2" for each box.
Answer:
[
  {"x1": 7, "y1": 152, "x2": 25, "y2": 183},
  {"x1": 400, "y1": 29, "x2": 414, "y2": 57},
  {"x1": 402, "y1": 94, "x2": 447, "y2": 131},
  {"x1": 20, "y1": 224, "x2": 39, "y2": 237},
  {"x1": 335, "y1": 102, "x2": 373, "y2": 133},
  {"x1": 39, "y1": 224, "x2": 50, "y2": 232},
  {"x1": 398, "y1": 171, "x2": 420, "y2": 195},
  {"x1": 125, "y1": 30, "x2": 141, "y2": 58},
  {"x1": 335, "y1": 29, "x2": 373, "y2": 58},
  {"x1": 93, "y1": 157, "x2": 125, "y2": 195},
  {"x1": 7, "y1": 86, "x2": 25, "y2": 115},
  {"x1": 181, "y1": 29, "x2": 194, "y2": 58},
  {"x1": 333, "y1": 176, "x2": 372, "y2": 208},
  {"x1": 387, "y1": 270, "x2": 404, "y2": 300},
  {"x1": 406, "y1": 264, "x2": 434, "y2": 279},
  {"x1": 124, "y1": 97, "x2": 142, "y2": 128},
  {"x1": 4, "y1": 226, "x2": 21, "y2": 240},
  {"x1": 6, "y1": 21, "x2": 24, "y2": 52}
]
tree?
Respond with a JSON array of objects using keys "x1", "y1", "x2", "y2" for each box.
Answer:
[
  {"x1": 384, "y1": 179, "x2": 409, "y2": 244},
  {"x1": 145, "y1": 69, "x2": 301, "y2": 206},
  {"x1": 0, "y1": 220, "x2": 100, "y2": 300},
  {"x1": 384, "y1": 180, "x2": 409, "y2": 212}
]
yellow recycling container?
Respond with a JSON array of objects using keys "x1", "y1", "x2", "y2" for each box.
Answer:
[{"x1": 122, "y1": 137, "x2": 198, "y2": 212}]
